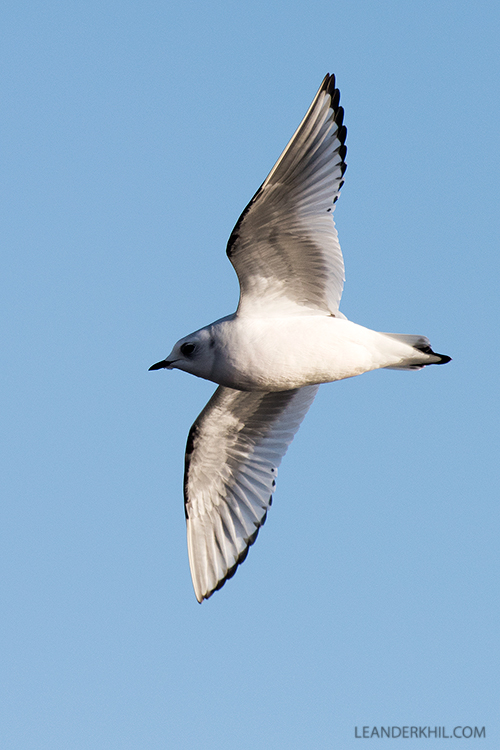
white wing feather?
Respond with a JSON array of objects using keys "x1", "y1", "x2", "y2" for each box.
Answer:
[
  {"x1": 227, "y1": 73, "x2": 347, "y2": 317},
  {"x1": 184, "y1": 385, "x2": 319, "y2": 601}
]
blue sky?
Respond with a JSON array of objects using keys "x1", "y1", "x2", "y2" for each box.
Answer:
[{"x1": 1, "y1": 1, "x2": 499, "y2": 747}]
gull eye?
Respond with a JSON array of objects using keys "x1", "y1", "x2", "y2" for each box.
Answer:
[{"x1": 180, "y1": 342, "x2": 196, "y2": 357}]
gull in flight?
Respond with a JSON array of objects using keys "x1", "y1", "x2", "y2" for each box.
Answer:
[{"x1": 150, "y1": 74, "x2": 450, "y2": 602}]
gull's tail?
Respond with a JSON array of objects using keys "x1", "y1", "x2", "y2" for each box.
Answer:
[{"x1": 382, "y1": 333, "x2": 452, "y2": 371}]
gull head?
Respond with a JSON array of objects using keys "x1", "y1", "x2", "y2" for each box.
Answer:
[{"x1": 149, "y1": 327, "x2": 215, "y2": 380}]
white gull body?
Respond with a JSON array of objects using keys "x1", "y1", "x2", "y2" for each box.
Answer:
[{"x1": 150, "y1": 74, "x2": 450, "y2": 602}]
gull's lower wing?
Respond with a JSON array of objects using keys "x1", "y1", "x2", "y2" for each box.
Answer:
[
  {"x1": 184, "y1": 384, "x2": 319, "y2": 602},
  {"x1": 227, "y1": 73, "x2": 347, "y2": 318}
]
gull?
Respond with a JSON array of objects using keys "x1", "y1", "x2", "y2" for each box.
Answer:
[{"x1": 149, "y1": 74, "x2": 450, "y2": 602}]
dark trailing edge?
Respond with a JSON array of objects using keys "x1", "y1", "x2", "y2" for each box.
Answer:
[
  {"x1": 183, "y1": 421, "x2": 199, "y2": 520},
  {"x1": 226, "y1": 183, "x2": 264, "y2": 260},
  {"x1": 207, "y1": 507, "x2": 269, "y2": 599}
]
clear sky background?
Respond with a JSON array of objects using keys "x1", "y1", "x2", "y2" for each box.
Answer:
[{"x1": 1, "y1": 1, "x2": 499, "y2": 748}]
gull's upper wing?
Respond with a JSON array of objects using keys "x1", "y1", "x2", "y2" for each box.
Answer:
[
  {"x1": 184, "y1": 384, "x2": 319, "y2": 602},
  {"x1": 227, "y1": 73, "x2": 347, "y2": 317}
]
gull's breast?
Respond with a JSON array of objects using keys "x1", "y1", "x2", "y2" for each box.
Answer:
[{"x1": 209, "y1": 316, "x2": 391, "y2": 391}]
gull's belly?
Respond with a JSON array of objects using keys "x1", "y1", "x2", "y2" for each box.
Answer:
[{"x1": 211, "y1": 316, "x2": 398, "y2": 391}]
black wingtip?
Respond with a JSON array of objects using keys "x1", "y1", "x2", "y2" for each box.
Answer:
[{"x1": 322, "y1": 73, "x2": 337, "y2": 97}]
